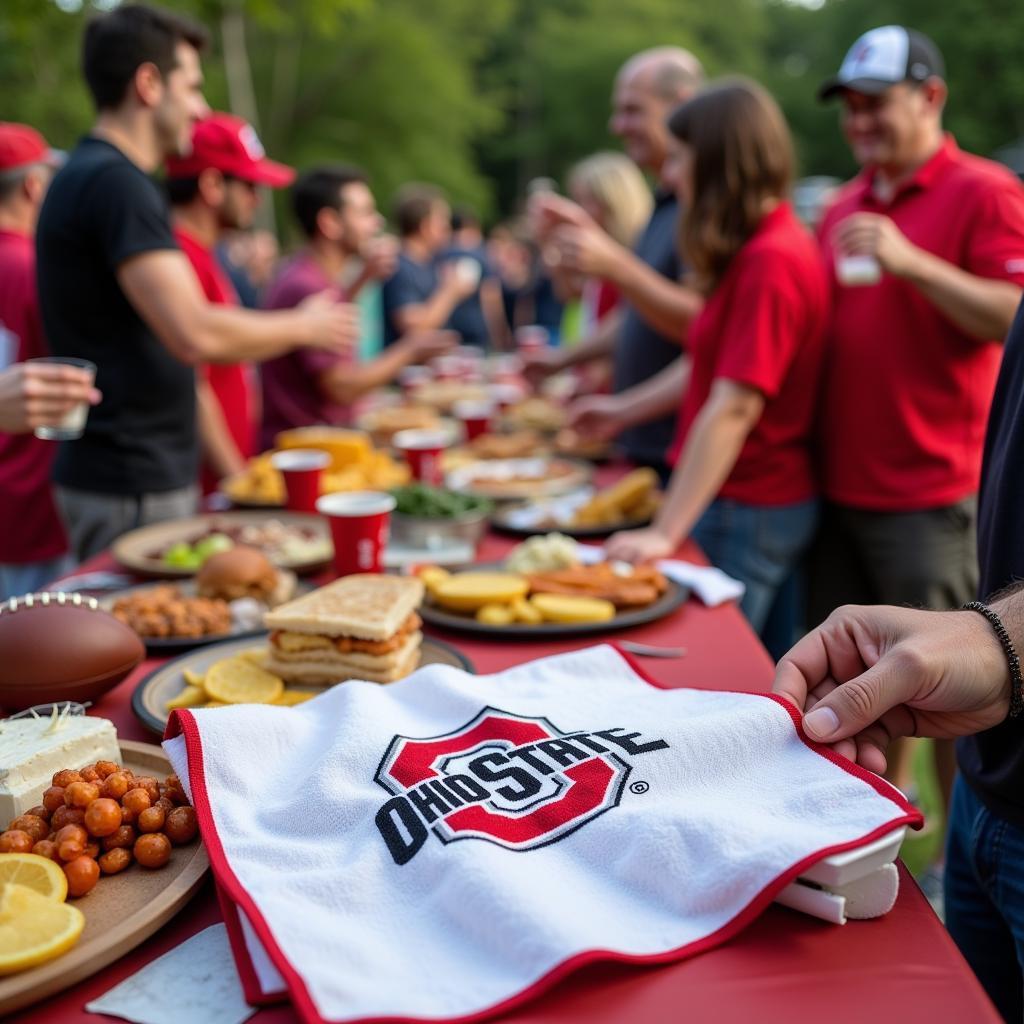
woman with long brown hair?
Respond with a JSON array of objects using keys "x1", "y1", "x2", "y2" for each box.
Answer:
[{"x1": 606, "y1": 78, "x2": 828, "y2": 639}]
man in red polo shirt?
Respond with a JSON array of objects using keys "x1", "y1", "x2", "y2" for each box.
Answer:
[
  {"x1": 812, "y1": 27, "x2": 1024, "y2": 814},
  {"x1": 166, "y1": 113, "x2": 295, "y2": 493},
  {"x1": 0, "y1": 123, "x2": 95, "y2": 598}
]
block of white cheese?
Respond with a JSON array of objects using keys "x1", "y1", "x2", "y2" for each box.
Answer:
[{"x1": 0, "y1": 711, "x2": 120, "y2": 826}]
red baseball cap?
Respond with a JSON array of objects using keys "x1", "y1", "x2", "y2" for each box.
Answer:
[
  {"x1": 0, "y1": 123, "x2": 62, "y2": 173},
  {"x1": 166, "y1": 113, "x2": 295, "y2": 188}
]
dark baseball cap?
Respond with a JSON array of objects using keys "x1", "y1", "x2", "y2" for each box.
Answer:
[{"x1": 818, "y1": 26, "x2": 945, "y2": 102}]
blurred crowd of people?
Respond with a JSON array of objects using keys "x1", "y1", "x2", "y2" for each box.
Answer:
[{"x1": 2, "y1": 6, "x2": 1024, "y2": 1014}]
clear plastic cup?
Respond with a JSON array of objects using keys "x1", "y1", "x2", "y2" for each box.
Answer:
[{"x1": 29, "y1": 357, "x2": 96, "y2": 441}]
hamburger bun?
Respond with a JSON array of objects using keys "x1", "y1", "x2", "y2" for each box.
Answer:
[{"x1": 196, "y1": 545, "x2": 279, "y2": 603}]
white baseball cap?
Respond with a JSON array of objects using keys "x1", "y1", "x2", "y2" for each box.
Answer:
[{"x1": 819, "y1": 26, "x2": 945, "y2": 101}]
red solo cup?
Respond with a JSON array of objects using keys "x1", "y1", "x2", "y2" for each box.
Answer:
[
  {"x1": 515, "y1": 325, "x2": 549, "y2": 352},
  {"x1": 316, "y1": 491, "x2": 396, "y2": 577},
  {"x1": 393, "y1": 428, "x2": 451, "y2": 486},
  {"x1": 488, "y1": 383, "x2": 523, "y2": 413},
  {"x1": 398, "y1": 365, "x2": 434, "y2": 398},
  {"x1": 271, "y1": 449, "x2": 331, "y2": 513},
  {"x1": 453, "y1": 400, "x2": 494, "y2": 442}
]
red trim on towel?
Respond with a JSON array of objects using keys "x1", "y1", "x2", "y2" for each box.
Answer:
[
  {"x1": 165, "y1": 651, "x2": 924, "y2": 1024},
  {"x1": 215, "y1": 881, "x2": 287, "y2": 1006}
]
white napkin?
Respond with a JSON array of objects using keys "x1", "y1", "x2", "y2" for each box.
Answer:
[
  {"x1": 163, "y1": 646, "x2": 919, "y2": 1024},
  {"x1": 574, "y1": 544, "x2": 745, "y2": 606},
  {"x1": 85, "y1": 924, "x2": 255, "y2": 1024}
]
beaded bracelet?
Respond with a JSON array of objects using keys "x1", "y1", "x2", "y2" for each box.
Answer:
[{"x1": 963, "y1": 601, "x2": 1024, "y2": 719}]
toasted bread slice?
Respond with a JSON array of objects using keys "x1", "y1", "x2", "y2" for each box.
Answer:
[{"x1": 264, "y1": 574, "x2": 424, "y2": 641}]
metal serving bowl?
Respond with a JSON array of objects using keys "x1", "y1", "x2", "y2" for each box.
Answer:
[{"x1": 390, "y1": 507, "x2": 491, "y2": 551}]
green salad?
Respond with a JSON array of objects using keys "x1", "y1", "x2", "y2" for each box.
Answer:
[{"x1": 390, "y1": 484, "x2": 493, "y2": 519}]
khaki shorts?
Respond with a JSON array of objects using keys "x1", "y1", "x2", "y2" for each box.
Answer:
[
  {"x1": 55, "y1": 484, "x2": 199, "y2": 563},
  {"x1": 808, "y1": 497, "x2": 978, "y2": 624}
]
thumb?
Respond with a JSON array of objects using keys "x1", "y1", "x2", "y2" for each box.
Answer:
[{"x1": 801, "y1": 654, "x2": 918, "y2": 742}]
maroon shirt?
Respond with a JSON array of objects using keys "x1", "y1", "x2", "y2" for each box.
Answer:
[
  {"x1": 259, "y1": 253, "x2": 351, "y2": 449},
  {"x1": 0, "y1": 229, "x2": 68, "y2": 563}
]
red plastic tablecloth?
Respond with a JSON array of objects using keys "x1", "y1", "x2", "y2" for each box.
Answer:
[{"x1": 12, "y1": 527, "x2": 998, "y2": 1024}]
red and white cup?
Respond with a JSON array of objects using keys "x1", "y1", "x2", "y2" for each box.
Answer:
[
  {"x1": 515, "y1": 325, "x2": 549, "y2": 352},
  {"x1": 398, "y1": 365, "x2": 434, "y2": 398},
  {"x1": 271, "y1": 449, "x2": 331, "y2": 513},
  {"x1": 432, "y1": 355, "x2": 464, "y2": 382},
  {"x1": 393, "y1": 428, "x2": 451, "y2": 487},
  {"x1": 453, "y1": 400, "x2": 495, "y2": 442},
  {"x1": 488, "y1": 383, "x2": 523, "y2": 414},
  {"x1": 316, "y1": 491, "x2": 396, "y2": 577}
]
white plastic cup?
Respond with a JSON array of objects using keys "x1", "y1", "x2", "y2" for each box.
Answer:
[{"x1": 836, "y1": 254, "x2": 882, "y2": 287}]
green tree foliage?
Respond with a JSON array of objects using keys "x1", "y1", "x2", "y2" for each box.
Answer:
[{"x1": 1, "y1": 0, "x2": 1019, "y2": 229}]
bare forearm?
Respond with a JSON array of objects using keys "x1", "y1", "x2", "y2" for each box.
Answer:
[
  {"x1": 607, "y1": 253, "x2": 703, "y2": 340},
  {"x1": 652, "y1": 397, "x2": 756, "y2": 545},
  {"x1": 558, "y1": 310, "x2": 622, "y2": 369},
  {"x1": 396, "y1": 285, "x2": 461, "y2": 334},
  {"x1": 903, "y1": 253, "x2": 1021, "y2": 341},
  {"x1": 196, "y1": 378, "x2": 245, "y2": 478},
  {"x1": 481, "y1": 280, "x2": 511, "y2": 350},
  {"x1": 321, "y1": 344, "x2": 415, "y2": 406},
  {"x1": 614, "y1": 357, "x2": 691, "y2": 430},
  {"x1": 194, "y1": 304, "x2": 319, "y2": 363},
  {"x1": 988, "y1": 584, "x2": 1024, "y2": 651}
]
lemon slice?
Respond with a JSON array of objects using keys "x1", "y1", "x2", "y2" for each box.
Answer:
[
  {"x1": 203, "y1": 657, "x2": 283, "y2": 705},
  {"x1": 183, "y1": 668, "x2": 205, "y2": 688},
  {"x1": 0, "y1": 854, "x2": 68, "y2": 903},
  {"x1": 0, "y1": 883, "x2": 85, "y2": 974}
]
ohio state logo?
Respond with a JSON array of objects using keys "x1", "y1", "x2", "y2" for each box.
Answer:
[{"x1": 374, "y1": 707, "x2": 669, "y2": 865}]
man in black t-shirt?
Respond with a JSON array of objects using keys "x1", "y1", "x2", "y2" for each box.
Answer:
[
  {"x1": 771, "y1": 296, "x2": 1024, "y2": 1018},
  {"x1": 380, "y1": 184, "x2": 476, "y2": 348},
  {"x1": 36, "y1": 4, "x2": 358, "y2": 560}
]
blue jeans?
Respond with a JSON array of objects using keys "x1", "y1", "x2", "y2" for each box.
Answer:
[
  {"x1": 0, "y1": 553, "x2": 74, "y2": 601},
  {"x1": 690, "y1": 497, "x2": 818, "y2": 639},
  {"x1": 945, "y1": 778, "x2": 1024, "y2": 1022}
]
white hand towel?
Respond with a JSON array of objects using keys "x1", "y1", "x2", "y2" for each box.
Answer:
[
  {"x1": 164, "y1": 645, "x2": 920, "y2": 1024},
  {"x1": 654, "y1": 560, "x2": 745, "y2": 606}
]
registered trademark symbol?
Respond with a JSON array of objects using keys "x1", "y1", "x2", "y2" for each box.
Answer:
[{"x1": 630, "y1": 781, "x2": 650, "y2": 795}]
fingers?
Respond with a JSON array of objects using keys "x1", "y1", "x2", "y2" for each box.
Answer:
[
  {"x1": 772, "y1": 626, "x2": 837, "y2": 711},
  {"x1": 20, "y1": 365, "x2": 99, "y2": 418},
  {"x1": 800, "y1": 653, "x2": 921, "y2": 743},
  {"x1": 603, "y1": 532, "x2": 637, "y2": 563}
]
